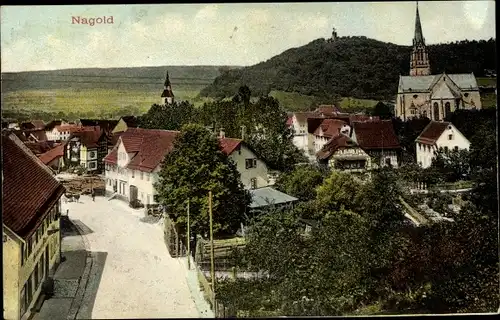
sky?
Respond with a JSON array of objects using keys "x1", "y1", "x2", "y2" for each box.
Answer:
[{"x1": 1, "y1": 1, "x2": 496, "y2": 72}]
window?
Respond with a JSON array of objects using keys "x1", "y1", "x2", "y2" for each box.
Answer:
[
  {"x1": 250, "y1": 178, "x2": 257, "y2": 189},
  {"x1": 34, "y1": 263, "x2": 39, "y2": 290},
  {"x1": 454, "y1": 146, "x2": 459, "y2": 152},
  {"x1": 140, "y1": 171, "x2": 144, "y2": 180},
  {"x1": 146, "y1": 173, "x2": 150, "y2": 181},
  {"x1": 89, "y1": 151, "x2": 96, "y2": 159},
  {"x1": 448, "y1": 134, "x2": 453, "y2": 140},
  {"x1": 21, "y1": 243, "x2": 25, "y2": 265},
  {"x1": 132, "y1": 170, "x2": 135, "y2": 178},
  {"x1": 444, "y1": 146, "x2": 449, "y2": 152},
  {"x1": 88, "y1": 161, "x2": 96, "y2": 169},
  {"x1": 464, "y1": 93, "x2": 469, "y2": 97},
  {"x1": 413, "y1": 94, "x2": 418, "y2": 99},
  {"x1": 245, "y1": 158, "x2": 257, "y2": 169}
]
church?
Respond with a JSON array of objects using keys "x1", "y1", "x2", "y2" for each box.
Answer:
[
  {"x1": 395, "y1": 3, "x2": 482, "y2": 121},
  {"x1": 161, "y1": 71, "x2": 175, "y2": 105}
]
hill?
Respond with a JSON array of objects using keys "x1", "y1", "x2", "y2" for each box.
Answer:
[
  {"x1": 200, "y1": 36, "x2": 496, "y2": 101},
  {"x1": 1, "y1": 65, "x2": 241, "y2": 92}
]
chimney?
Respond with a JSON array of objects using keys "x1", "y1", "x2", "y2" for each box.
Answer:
[
  {"x1": 241, "y1": 125, "x2": 246, "y2": 140},
  {"x1": 219, "y1": 128, "x2": 225, "y2": 139}
]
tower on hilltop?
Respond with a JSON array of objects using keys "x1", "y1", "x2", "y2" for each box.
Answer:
[
  {"x1": 161, "y1": 71, "x2": 174, "y2": 105},
  {"x1": 409, "y1": 2, "x2": 431, "y2": 76}
]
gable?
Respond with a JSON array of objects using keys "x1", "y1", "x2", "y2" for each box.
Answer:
[{"x1": 431, "y1": 80, "x2": 461, "y2": 99}]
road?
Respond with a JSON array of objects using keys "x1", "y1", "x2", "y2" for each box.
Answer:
[{"x1": 62, "y1": 195, "x2": 199, "y2": 319}]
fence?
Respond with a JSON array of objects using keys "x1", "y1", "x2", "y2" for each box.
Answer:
[{"x1": 163, "y1": 215, "x2": 187, "y2": 258}]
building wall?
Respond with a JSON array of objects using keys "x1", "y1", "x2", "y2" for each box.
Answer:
[
  {"x1": 416, "y1": 124, "x2": 470, "y2": 169},
  {"x1": 327, "y1": 147, "x2": 372, "y2": 171},
  {"x1": 3, "y1": 229, "x2": 20, "y2": 320},
  {"x1": 416, "y1": 143, "x2": 437, "y2": 169},
  {"x1": 229, "y1": 145, "x2": 269, "y2": 189},
  {"x1": 111, "y1": 119, "x2": 128, "y2": 134},
  {"x1": 292, "y1": 135, "x2": 308, "y2": 156},
  {"x1": 397, "y1": 85, "x2": 482, "y2": 121},
  {"x1": 4, "y1": 202, "x2": 61, "y2": 320}
]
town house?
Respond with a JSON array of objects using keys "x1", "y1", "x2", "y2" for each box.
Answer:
[
  {"x1": 316, "y1": 134, "x2": 371, "y2": 172},
  {"x1": 103, "y1": 128, "x2": 271, "y2": 206},
  {"x1": 45, "y1": 122, "x2": 82, "y2": 142},
  {"x1": 415, "y1": 121, "x2": 470, "y2": 168},
  {"x1": 64, "y1": 126, "x2": 109, "y2": 173},
  {"x1": 350, "y1": 120, "x2": 401, "y2": 168},
  {"x1": 313, "y1": 119, "x2": 350, "y2": 153},
  {"x1": 3, "y1": 133, "x2": 65, "y2": 320}
]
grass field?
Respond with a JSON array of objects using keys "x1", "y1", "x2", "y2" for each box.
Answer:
[
  {"x1": 269, "y1": 90, "x2": 379, "y2": 112},
  {"x1": 1, "y1": 86, "x2": 214, "y2": 116}
]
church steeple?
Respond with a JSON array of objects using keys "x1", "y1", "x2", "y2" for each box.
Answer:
[
  {"x1": 161, "y1": 71, "x2": 174, "y2": 104},
  {"x1": 413, "y1": 1, "x2": 425, "y2": 46},
  {"x1": 410, "y1": 1, "x2": 431, "y2": 76}
]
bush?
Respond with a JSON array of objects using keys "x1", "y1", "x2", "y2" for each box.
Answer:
[{"x1": 129, "y1": 199, "x2": 144, "y2": 209}]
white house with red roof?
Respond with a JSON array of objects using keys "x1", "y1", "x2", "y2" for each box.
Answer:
[
  {"x1": 103, "y1": 128, "x2": 270, "y2": 206},
  {"x1": 313, "y1": 119, "x2": 350, "y2": 154},
  {"x1": 45, "y1": 123, "x2": 83, "y2": 142},
  {"x1": 415, "y1": 121, "x2": 470, "y2": 168}
]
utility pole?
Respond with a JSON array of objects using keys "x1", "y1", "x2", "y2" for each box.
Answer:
[
  {"x1": 187, "y1": 199, "x2": 190, "y2": 270},
  {"x1": 209, "y1": 190, "x2": 216, "y2": 312}
]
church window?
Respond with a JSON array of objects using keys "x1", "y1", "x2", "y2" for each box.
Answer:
[
  {"x1": 445, "y1": 102, "x2": 451, "y2": 118},
  {"x1": 433, "y1": 102, "x2": 439, "y2": 120},
  {"x1": 413, "y1": 94, "x2": 418, "y2": 99}
]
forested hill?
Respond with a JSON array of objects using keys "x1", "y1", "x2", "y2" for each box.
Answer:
[{"x1": 200, "y1": 36, "x2": 496, "y2": 100}]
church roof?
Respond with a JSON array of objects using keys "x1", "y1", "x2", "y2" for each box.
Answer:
[
  {"x1": 399, "y1": 73, "x2": 478, "y2": 92},
  {"x1": 432, "y1": 82, "x2": 462, "y2": 99}
]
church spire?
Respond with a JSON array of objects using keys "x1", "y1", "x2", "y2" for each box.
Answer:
[
  {"x1": 413, "y1": 1, "x2": 425, "y2": 45},
  {"x1": 164, "y1": 71, "x2": 171, "y2": 89},
  {"x1": 161, "y1": 70, "x2": 174, "y2": 104},
  {"x1": 409, "y1": 1, "x2": 430, "y2": 76}
]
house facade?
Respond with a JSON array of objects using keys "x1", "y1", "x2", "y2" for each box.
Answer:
[
  {"x1": 350, "y1": 120, "x2": 401, "y2": 168},
  {"x1": 46, "y1": 124, "x2": 82, "y2": 142},
  {"x1": 64, "y1": 127, "x2": 108, "y2": 173},
  {"x1": 396, "y1": 3, "x2": 481, "y2": 121},
  {"x1": 3, "y1": 133, "x2": 64, "y2": 320},
  {"x1": 415, "y1": 121, "x2": 470, "y2": 168},
  {"x1": 103, "y1": 128, "x2": 271, "y2": 206},
  {"x1": 316, "y1": 134, "x2": 371, "y2": 172},
  {"x1": 313, "y1": 119, "x2": 350, "y2": 154}
]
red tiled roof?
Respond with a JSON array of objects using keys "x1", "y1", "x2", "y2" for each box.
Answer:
[
  {"x1": 316, "y1": 134, "x2": 357, "y2": 160},
  {"x1": 38, "y1": 144, "x2": 64, "y2": 165},
  {"x1": 104, "y1": 128, "x2": 180, "y2": 172},
  {"x1": 286, "y1": 116, "x2": 293, "y2": 127},
  {"x1": 69, "y1": 126, "x2": 103, "y2": 148},
  {"x1": 54, "y1": 124, "x2": 82, "y2": 132},
  {"x1": 28, "y1": 129, "x2": 48, "y2": 142},
  {"x1": 2, "y1": 133, "x2": 65, "y2": 240},
  {"x1": 31, "y1": 120, "x2": 46, "y2": 130},
  {"x1": 24, "y1": 141, "x2": 57, "y2": 155},
  {"x1": 104, "y1": 128, "x2": 246, "y2": 172},
  {"x1": 220, "y1": 138, "x2": 242, "y2": 155},
  {"x1": 352, "y1": 120, "x2": 401, "y2": 149},
  {"x1": 415, "y1": 121, "x2": 450, "y2": 145},
  {"x1": 313, "y1": 119, "x2": 347, "y2": 138}
]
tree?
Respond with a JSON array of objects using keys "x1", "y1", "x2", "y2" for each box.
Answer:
[
  {"x1": 274, "y1": 164, "x2": 324, "y2": 201},
  {"x1": 139, "y1": 101, "x2": 198, "y2": 130},
  {"x1": 430, "y1": 147, "x2": 470, "y2": 182},
  {"x1": 371, "y1": 102, "x2": 393, "y2": 119},
  {"x1": 315, "y1": 170, "x2": 364, "y2": 214},
  {"x1": 154, "y1": 123, "x2": 251, "y2": 236}
]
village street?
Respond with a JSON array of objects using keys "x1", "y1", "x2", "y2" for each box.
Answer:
[{"x1": 61, "y1": 194, "x2": 199, "y2": 319}]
